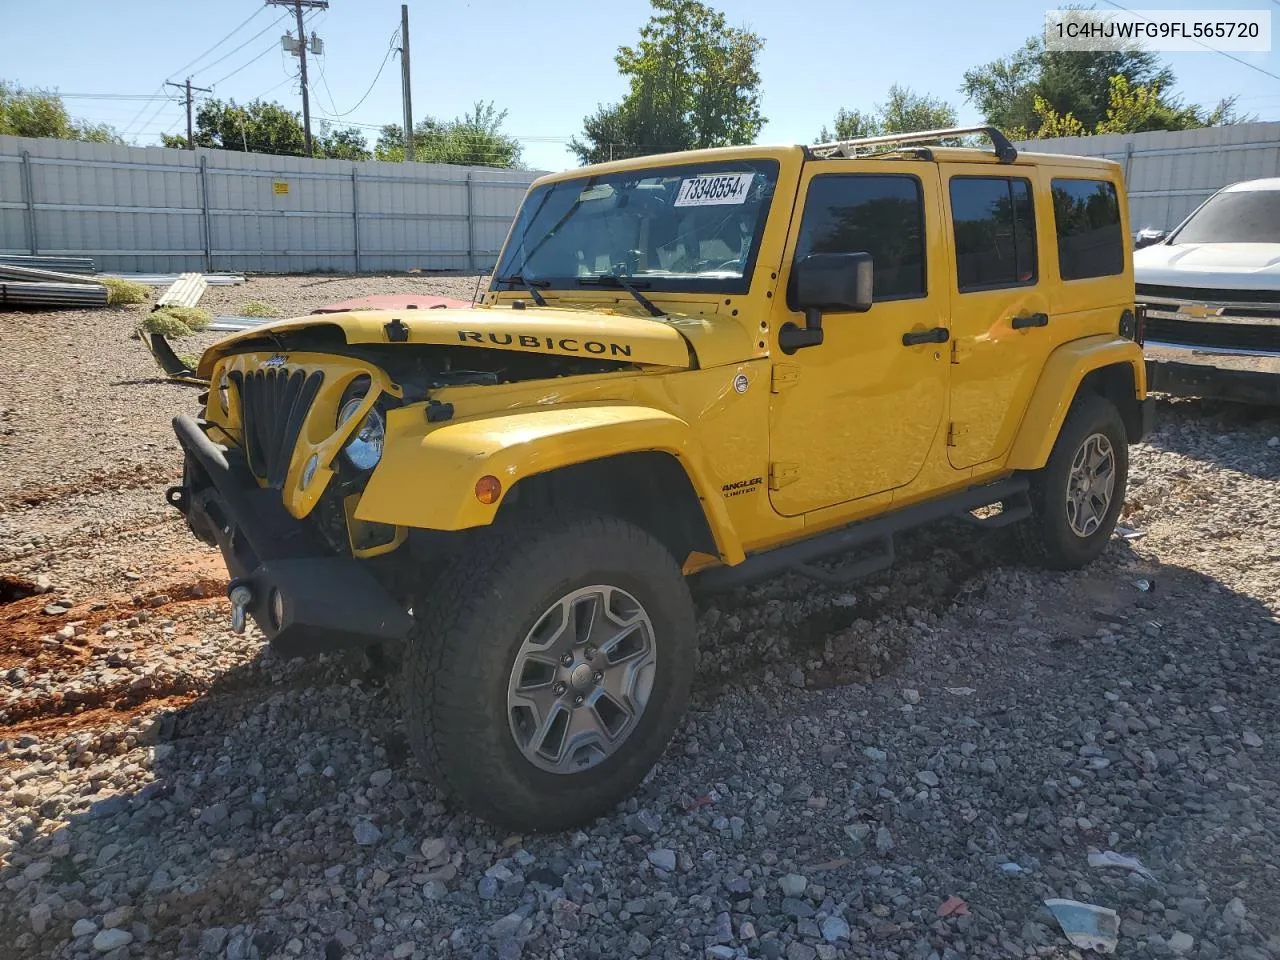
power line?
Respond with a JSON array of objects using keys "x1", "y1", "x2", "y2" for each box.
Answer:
[
  {"x1": 1098, "y1": 0, "x2": 1280, "y2": 84},
  {"x1": 169, "y1": 7, "x2": 269, "y2": 79},
  {"x1": 120, "y1": 9, "x2": 271, "y2": 140},
  {"x1": 310, "y1": 30, "x2": 399, "y2": 117},
  {"x1": 188, "y1": 13, "x2": 292, "y2": 80},
  {"x1": 210, "y1": 41, "x2": 289, "y2": 89}
]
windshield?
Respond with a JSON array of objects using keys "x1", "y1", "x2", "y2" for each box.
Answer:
[
  {"x1": 493, "y1": 159, "x2": 780, "y2": 295},
  {"x1": 1172, "y1": 189, "x2": 1280, "y2": 244}
]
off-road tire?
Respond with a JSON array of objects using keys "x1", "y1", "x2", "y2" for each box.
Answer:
[
  {"x1": 1016, "y1": 393, "x2": 1129, "y2": 570},
  {"x1": 401, "y1": 513, "x2": 696, "y2": 831}
]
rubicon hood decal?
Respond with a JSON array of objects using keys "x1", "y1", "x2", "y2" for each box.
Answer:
[{"x1": 199, "y1": 307, "x2": 695, "y2": 375}]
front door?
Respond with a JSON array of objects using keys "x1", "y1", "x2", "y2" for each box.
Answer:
[
  {"x1": 941, "y1": 164, "x2": 1055, "y2": 469},
  {"x1": 768, "y1": 161, "x2": 949, "y2": 517}
]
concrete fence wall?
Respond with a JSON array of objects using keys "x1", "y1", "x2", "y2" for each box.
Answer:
[
  {"x1": 0, "y1": 135, "x2": 544, "y2": 274},
  {"x1": 1016, "y1": 121, "x2": 1280, "y2": 232}
]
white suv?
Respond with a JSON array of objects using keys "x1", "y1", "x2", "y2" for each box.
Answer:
[{"x1": 1135, "y1": 178, "x2": 1280, "y2": 404}]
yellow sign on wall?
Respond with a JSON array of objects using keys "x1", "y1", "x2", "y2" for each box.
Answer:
[{"x1": 272, "y1": 181, "x2": 289, "y2": 195}]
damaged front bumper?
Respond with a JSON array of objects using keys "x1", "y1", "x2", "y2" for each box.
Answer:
[{"x1": 167, "y1": 414, "x2": 413, "y2": 656}]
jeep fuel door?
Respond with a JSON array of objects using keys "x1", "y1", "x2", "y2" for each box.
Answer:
[
  {"x1": 940, "y1": 163, "x2": 1054, "y2": 468},
  {"x1": 767, "y1": 161, "x2": 949, "y2": 517}
]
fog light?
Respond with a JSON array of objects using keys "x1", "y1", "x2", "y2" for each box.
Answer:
[
  {"x1": 268, "y1": 589, "x2": 284, "y2": 631},
  {"x1": 301, "y1": 453, "x2": 320, "y2": 488},
  {"x1": 475, "y1": 474, "x2": 502, "y2": 504}
]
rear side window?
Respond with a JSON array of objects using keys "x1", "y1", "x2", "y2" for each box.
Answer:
[
  {"x1": 1052, "y1": 179, "x2": 1124, "y2": 280},
  {"x1": 793, "y1": 174, "x2": 926, "y2": 301},
  {"x1": 950, "y1": 177, "x2": 1037, "y2": 291}
]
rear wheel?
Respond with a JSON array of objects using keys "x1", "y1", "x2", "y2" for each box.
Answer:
[
  {"x1": 1017, "y1": 393, "x2": 1129, "y2": 570},
  {"x1": 401, "y1": 513, "x2": 696, "y2": 831}
]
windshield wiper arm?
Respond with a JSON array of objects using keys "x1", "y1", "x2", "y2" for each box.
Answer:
[
  {"x1": 576, "y1": 273, "x2": 665, "y2": 318},
  {"x1": 493, "y1": 273, "x2": 548, "y2": 307}
]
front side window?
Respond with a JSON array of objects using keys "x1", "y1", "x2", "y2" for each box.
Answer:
[
  {"x1": 792, "y1": 174, "x2": 926, "y2": 302},
  {"x1": 1052, "y1": 178, "x2": 1124, "y2": 280},
  {"x1": 493, "y1": 159, "x2": 779, "y2": 296},
  {"x1": 950, "y1": 177, "x2": 1037, "y2": 291}
]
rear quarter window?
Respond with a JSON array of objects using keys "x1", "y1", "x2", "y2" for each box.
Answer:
[{"x1": 1052, "y1": 179, "x2": 1124, "y2": 280}]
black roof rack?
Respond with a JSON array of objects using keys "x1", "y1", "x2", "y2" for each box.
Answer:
[{"x1": 809, "y1": 125, "x2": 1018, "y2": 164}]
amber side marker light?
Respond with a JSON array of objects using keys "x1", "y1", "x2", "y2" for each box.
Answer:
[{"x1": 475, "y1": 475, "x2": 502, "y2": 504}]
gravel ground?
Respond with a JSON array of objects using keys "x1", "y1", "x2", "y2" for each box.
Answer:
[{"x1": 2, "y1": 277, "x2": 1279, "y2": 960}]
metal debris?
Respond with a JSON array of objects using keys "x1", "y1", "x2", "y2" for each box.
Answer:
[
  {"x1": 208, "y1": 315, "x2": 276, "y2": 333},
  {"x1": 0, "y1": 254, "x2": 96, "y2": 273},
  {"x1": 0, "y1": 262, "x2": 106, "y2": 286},
  {"x1": 0, "y1": 281, "x2": 108, "y2": 309},
  {"x1": 156, "y1": 273, "x2": 208, "y2": 309},
  {"x1": 107, "y1": 272, "x2": 245, "y2": 286}
]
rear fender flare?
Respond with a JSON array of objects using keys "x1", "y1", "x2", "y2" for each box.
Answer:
[{"x1": 1007, "y1": 336, "x2": 1146, "y2": 471}]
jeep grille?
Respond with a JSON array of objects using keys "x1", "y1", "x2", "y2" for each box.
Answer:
[{"x1": 230, "y1": 368, "x2": 324, "y2": 488}]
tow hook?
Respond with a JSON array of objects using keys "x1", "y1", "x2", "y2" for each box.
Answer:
[{"x1": 228, "y1": 582, "x2": 253, "y2": 634}]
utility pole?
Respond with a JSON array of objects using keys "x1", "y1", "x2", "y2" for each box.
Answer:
[
  {"x1": 399, "y1": 4, "x2": 413, "y2": 162},
  {"x1": 165, "y1": 77, "x2": 212, "y2": 150},
  {"x1": 268, "y1": 0, "x2": 329, "y2": 155}
]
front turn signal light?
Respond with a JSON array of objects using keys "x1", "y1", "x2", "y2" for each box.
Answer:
[{"x1": 475, "y1": 475, "x2": 502, "y2": 505}]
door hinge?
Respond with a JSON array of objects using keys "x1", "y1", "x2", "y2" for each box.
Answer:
[
  {"x1": 947, "y1": 422, "x2": 969, "y2": 446},
  {"x1": 769, "y1": 461, "x2": 800, "y2": 489},
  {"x1": 771, "y1": 363, "x2": 800, "y2": 392},
  {"x1": 950, "y1": 339, "x2": 968, "y2": 364}
]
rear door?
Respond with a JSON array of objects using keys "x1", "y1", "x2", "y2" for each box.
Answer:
[
  {"x1": 1042, "y1": 169, "x2": 1131, "y2": 346},
  {"x1": 941, "y1": 163, "x2": 1054, "y2": 469}
]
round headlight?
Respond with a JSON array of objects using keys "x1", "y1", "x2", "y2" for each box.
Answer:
[
  {"x1": 339, "y1": 397, "x2": 385, "y2": 471},
  {"x1": 217, "y1": 373, "x2": 231, "y2": 416}
]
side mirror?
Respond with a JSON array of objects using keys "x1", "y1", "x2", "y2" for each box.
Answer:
[
  {"x1": 1133, "y1": 228, "x2": 1168, "y2": 250},
  {"x1": 781, "y1": 252, "x2": 874, "y2": 353}
]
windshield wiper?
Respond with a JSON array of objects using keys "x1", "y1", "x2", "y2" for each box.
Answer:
[
  {"x1": 493, "y1": 273, "x2": 548, "y2": 307},
  {"x1": 576, "y1": 273, "x2": 665, "y2": 318}
]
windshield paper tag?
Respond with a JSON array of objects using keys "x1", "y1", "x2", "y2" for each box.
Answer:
[{"x1": 674, "y1": 173, "x2": 754, "y2": 207}]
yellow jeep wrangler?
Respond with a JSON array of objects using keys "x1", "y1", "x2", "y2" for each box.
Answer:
[{"x1": 169, "y1": 126, "x2": 1151, "y2": 831}]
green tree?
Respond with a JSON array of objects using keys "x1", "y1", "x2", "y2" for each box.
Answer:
[
  {"x1": 162, "y1": 98, "x2": 369, "y2": 158},
  {"x1": 0, "y1": 81, "x2": 123, "y2": 143},
  {"x1": 569, "y1": 0, "x2": 765, "y2": 164},
  {"x1": 375, "y1": 102, "x2": 522, "y2": 167},
  {"x1": 1009, "y1": 75, "x2": 1250, "y2": 139},
  {"x1": 817, "y1": 85, "x2": 958, "y2": 142},
  {"x1": 961, "y1": 19, "x2": 1249, "y2": 138}
]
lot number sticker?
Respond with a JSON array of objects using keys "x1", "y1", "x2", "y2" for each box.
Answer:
[{"x1": 675, "y1": 173, "x2": 753, "y2": 207}]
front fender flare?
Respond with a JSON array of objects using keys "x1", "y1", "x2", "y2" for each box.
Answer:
[
  {"x1": 354, "y1": 403, "x2": 745, "y2": 564},
  {"x1": 1006, "y1": 335, "x2": 1146, "y2": 471}
]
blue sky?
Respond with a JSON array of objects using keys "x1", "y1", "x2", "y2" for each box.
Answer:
[{"x1": 5, "y1": 0, "x2": 1279, "y2": 171}]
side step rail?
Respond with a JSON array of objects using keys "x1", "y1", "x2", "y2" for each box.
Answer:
[
  {"x1": 955, "y1": 490, "x2": 1032, "y2": 529},
  {"x1": 793, "y1": 536, "x2": 895, "y2": 585},
  {"x1": 691, "y1": 476, "x2": 1029, "y2": 595}
]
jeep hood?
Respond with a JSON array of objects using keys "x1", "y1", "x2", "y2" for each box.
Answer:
[{"x1": 197, "y1": 305, "x2": 753, "y2": 377}]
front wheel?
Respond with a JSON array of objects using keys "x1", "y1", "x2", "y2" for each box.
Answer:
[
  {"x1": 1016, "y1": 393, "x2": 1129, "y2": 570},
  {"x1": 401, "y1": 514, "x2": 696, "y2": 831}
]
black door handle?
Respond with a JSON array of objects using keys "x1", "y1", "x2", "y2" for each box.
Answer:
[
  {"x1": 902, "y1": 326, "x2": 950, "y2": 346},
  {"x1": 1011, "y1": 312, "x2": 1049, "y2": 329}
]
